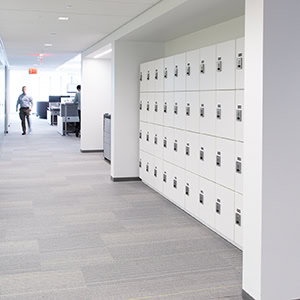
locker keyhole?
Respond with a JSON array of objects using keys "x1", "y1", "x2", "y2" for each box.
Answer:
[
  {"x1": 217, "y1": 57, "x2": 222, "y2": 72},
  {"x1": 174, "y1": 103, "x2": 178, "y2": 115},
  {"x1": 236, "y1": 210, "x2": 242, "y2": 226},
  {"x1": 200, "y1": 61, "x2": 205, "y2": 74},
  {"x1": 186, "y1": 63, "x2": 191, "y2": 76},
  {"x1": 185, "y1": 184, "x2": 190, "y2": 196},
  {"x1": 237, "y1": 53, "x2": 243, "y2": 70},
  {"x1": 173, "y1": 178, "x2": 177, "y2": 189},
  {"x1": 216, "y1": 200, "x2": 221, "y2": 214},
  {"x1": 216, "y1": 105, "x2": 222, "y2": 120},
  {"x1": 174, "y1": 140, "x2": 178, "y2": 152},
  {"x1": 174, "y1": 65, "x2": 179, "y2": 77},
  {"x1": 199, "y1": 192, "x2": 204, "y2": 204},
  {"x1": 186, "y1": 144, "x2": 190, "y2": 156},
  {"x1": 236, "y1": 105, "x2": 243, "y2": 122},
  {"x1": 164, "y1": 103, "x2": 167, "y2": 113},
  {"x1": 236, "y1": 158, "x2": 242, "y2": 174},
  {"x1": 200, "y1": 105, "x2": 205, "y2": 117},
  {"x1": 216, "y1": 152, "x2": 221, "y2": 167},
  {"x1": 164, "y1": 68, "x2": 168, "y2": 79},
  {"x1": 155, "y1": 102, "x2": 158, "y2": 112},
  {"x1": 155, "y1": 69, "x2": 159, "y2": 80},
  {"x1": 186, "y1": 104, "x2": 190, "y2": 116},
  {"x1": 200, "y1": 149, "x2": 205, "y2": 161}
]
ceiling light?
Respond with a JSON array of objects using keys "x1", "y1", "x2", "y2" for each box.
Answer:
[
  {"x1": 50, "y1": 32, "x2": 56, "y2": 36},
  {"x1": 58, "y1": 16, "x2": 69, "y2": 21},
  {"x1": 94, "y1": 49, "x2": 112, "y2": 59},
  {"x1": 66, "y1": 4, "x2": 72, "y2": 8},
  {"x1": 44, "y1": 44, "x2": 52, "y2": 47}
]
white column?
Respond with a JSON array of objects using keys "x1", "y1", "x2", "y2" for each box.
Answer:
[
  {"x1": 243, "y1": 1, "x2": 300, "y2": 299},
  {"x1": 111, "y1": 40, "x2": 164, "y2": 180}
]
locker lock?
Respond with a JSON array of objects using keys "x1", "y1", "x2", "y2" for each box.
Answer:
[
  {"x1": 146, "y1": 132, "x2": 150, "y2": 142},
  {"x1": 186, "y1": 63, "x2": 191, "y2": 76},
  {"x1": 236, "y1": 209, "x2": 242, "y2": 226},
  {"x1": 200, "y1": 60, "x2": 205, "y2": 74},
  {"x1": 217, "y1": 57, "x2": 222, "y2": 72},
  {"x1": 155, "y1": 102, "x2": 158, "y2": 112},
  {"x1": 164, "y1": 67, "x2": 168, "y2": 79},
  {"x1": 216, "y1": 151, "x2": 222, "y2": 167},
  {"x1": 216, "y1": 199, "x2": 221, "y2": 214},
  {"x1": 146, "y1": 163, "x2": 149, "y2": 173},
  {"x1": 216, "y1": 104, "x2": 222, "y2": 120},
  {"x1": 139, "y1": 101, "x2": 142, "y2": 111},
  {"x1": 155, "y1": 69, "x2": 159, "y2": 80},
  {"x1": 174, "y1": 65, "x2": 179, "y2": 77},
  {"x1": 147, "y1": 101, "x2": 150, "y2": 112},
  {"x1": 236, "y1": 105, "x2": 243, "y2": 122},
  {"x1": 185, "y1": 184, "x2": 190, "y2": 196},
  {"x1": 154, "y1": 167, "x2": 157, "y2": 178},
  {"x1": 237, "y1": 53, "x2": 243, "y2": 70},
  {"x1": 139, "y1": 159, "x2": 142, "y2": 168},
  {"x1": 140, "y1": 72, "x2": 143, "y2": 82},
  {"x1": 163, "y1": 137, "x2": 167, "y2": 148},
  {"x1": 186, "y1": 143, "x2": 190, "y2": 156},
  {"x1": 173, "y1": 177, "x2": 177, "y2": 189},
  {"x1": 174, "y1": 103, "x2": 178, "y2": 115},
  {"x1": 200, "y1": 147, "x2": 205, "y2": 161},
  {"x1": 200, "y1": 104, "x2": 205, "y2": 117},
  {"x1": 163, "y1": 172, "x2": 167, "y2": 183},
  {"x1": 236, "y1": 157, "x2": 242, "y2": 174},
  {"x1": 154, "y1": 134, "x2": 158, "y2": 145},
  {"x1": 164, "y1": 102, "x2": 167, "y2": 113},
  {"x1": 186, "y1": 103, "x2": 190, "y2": 116},
  {"x1": 199, "y1": 191, "x2": 204, "y2": 204},
  {"x1": 147, "y1": 70, "x2": 150, "y2": 80},
  {"x1": 174, "y1": 140, "x2": 178, "y2": 152},
  {"x1": 139, "y1": 130, "x2": 142, "y2": 139}
]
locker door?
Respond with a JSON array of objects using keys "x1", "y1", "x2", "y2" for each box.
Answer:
[
  {"x1": 173, "y1": 92, "x2": 186, "y2": 130},
  {"x1": 198, "y1": 177, "x2": 216, "y2": 228},
  {"x1": 173, "y1": 129, "x2": 186, "y2": 169},
  {"x1": 139, "y1": 151, "x2": 146, "y2": 181},
  {"x1": 235, "y1": 37, "x2": 245, "y2": 90},
  {"x1": 154, "y1": 92, "x2": 164, "y2": 126},
  {"x1": 147, "y1": 93, "x2": 155, "y2": 124},
  {"x1": 163, "y1": 92, "x2": 174, "y2": 127},
  {"x1": 172, "y1": 166, "x2": 185, "y2": 209},
  {"x1": 199, "y1": 45, "x2": 216, "y2": 91},
  {"x1": 215, "y1": 91, "x2": 235, "y2": 140},
  {"x1": 154, "y1": 157, "x2": 164, "y2": 194},
  {"x1": 185, "y1": 132, "x2": 200, "y2": 175},
  {"x1": 140, "y1": 63, "x2": 147, "y2": 93},
  {"x1": 154, "y1": 59, "x2": 164, "y2": 92},
  {"x1": 145, "y1": 123, "x2": 155, "y2": 155},
  {"x1": 162, "y1": 161, "x2": 173, "y2": 200},
  {"x1": 199, "y1": 91, "x2": 216, "y2": 136},
  {"x1": 145, "y1": 153, "x2": 155, "y2": 188},
  {"x1": 186, "y1": 49, "x2": 200, "y2": 91},
  {"x1": 234, "y1": 193, "x2": 243, "y2": 248},
  {"x1": 140, "y1": 93, "x2": 147, "y2": 122},
  {"x1": 185, "y1": 91, "x2": 200, "y2": 133},
  {"x1": 164, "y1": 56, "x2": 175, "y2": 92},
  {"x1": 147, "y1": 60, "x2": 155, "y2": 92},
  {"x1": 215, "y1": 138, "x2": 235, "y2": 190},
  {"x1": 216, "y1": 40, "x2": 236, "y2": 90},
  {"x1": 215, "y1": 184, "x2": 235, "y2": 241},
  {"x1": 185, "y1": 171, "x2": 199, "y2": 218},
  {"x1": 199, "y1": 134, "x2": 216, "y2": 182},
  {"x1": 235, "y1": 90, "x2": 244, "y2": 142},
  {"x1": 139, "y1": 122, "x2": 147, "y2": 152},
  {"x1": 154, "y1": 125, "x2": 164, "y2": 159},
  {"x1": 235, "y1": 142, "x2": 243, "y2": 195},
  {"x1": 163, "y1": 127, "x2": 174, "y2": 164},
  {"x1": 174, "y1": 53, "x2": 186, "y2": 91}
]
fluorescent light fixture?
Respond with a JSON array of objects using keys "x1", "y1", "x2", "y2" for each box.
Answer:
[
  {"x1": 44, "y1": 43, "x2": 52, "y2": 47},
  {"x1": 58, "y1": 16, "x2": 69, "y2": 21},
  {"x1": 94, "y1": 49, "x2": 112, "y2": 59}
]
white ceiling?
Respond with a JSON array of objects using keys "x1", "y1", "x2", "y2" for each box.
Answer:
[{"x1": 0, "y1": 0, "x2": 162, "y2": 69}]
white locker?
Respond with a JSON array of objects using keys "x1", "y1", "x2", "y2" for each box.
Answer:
[
  {"x1": 154, "y1": 93, "x2": 164, "y2": 126},
  {"x1": 172, "y1": 166, "x2": 186, "y2": 209},
  {"x1": 216, "y1": 40, "x2": 236, "y2": 90},
  {"x1": 198, "y1": 177, "x2": 216, "y2": 229},
  {"x1": 139, "y1": 151, "x2": 146, "y2": 181},
  {"x1": 163, "y1": 127, "x2": 174, "y2": 164},
  {"x1": 185, "y1": 171, "x2": 199, "y2": 218},
  {"x1": 173, "y1": 129, "x2": 186, "y2": 169},
  {"x1": 185, "y1": 132, "x2": 200, "y2": 175},
  {"x1": 185, "y1": 91, "x2": 200, "y2": 133},
  {"x1": 147, "y1": 93, "x2": 155, "y2": 124},
  {"x1": 215, "y1": 91, "x2": 235, "y2": 140},
  {"x1": 145, "y1": 123, "x2": 155, "y2": 155},
  {"x1": 199, "y1": 134, "x2": 216, "y2": 182},
  {"x1": 199, "y1": 45, "x2": 216, "y2": 91},
  {"x1": 235, "y1": 142, "x2": 243, "y2": 195},
  {"x1": 144, "y1": 152, "x2": 155, "y2": 188},
  {"x1": 154, "y1": 157, "x2": 164, "y2": 194},
  {"x1": 139, "y1": 122, "x2": 147, "y2": 152},
  {"x1": 199, "y1": 91, "x2": 216, "y2": 136},
  {"x1": 164, "y1": 56, "x2": 175, "y2": 92},
  {"x1": 235, "y1": 37, "x2": 245, "y2": 90},
  {"x1": 215, "y1": 138, "x2": 235, "y2": 190},
  {"x1": 140, "y1": 93, "x2": 147, "y2": 123},
  {"x1": 234, "y1": 193, "x2": 243, "y2": 248},
  {"x1": 173, "y1": 92, "x2": 186, "y2": 130},
  {"x1": 147, "y1": 60, "x2": 155, "y2": 92},
  {"x1": 215, "y1": 184, "x2": 235, "y2": 241},
  {"x1": 154, "y1": 59, "x2": 164, "y2": 92},
  {"x1": 186, "y1": 49, "x2": 200, "y2": 91},
  {"x1": 174, "y1": 53, "x2": 186, "y2": 91},
  {"x1": 235, "y1": 90, "x2": 244, "y2": 142},
  {"x1": 163, "y1": 92, "x2": 174, "y2": 127},
  {"x1": 162, "y1": 161, "x2": 173, "y2": 200},
  {"x1": 153, "y1": 125, "x2": 164, "y2": 159},
  {"x1": 140, "y1": 63, "x2": 147, "y2": 92}
]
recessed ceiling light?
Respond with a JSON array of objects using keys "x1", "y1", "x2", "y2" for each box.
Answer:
[
  {"x1": 50, "y1": 32, "x2": 56, "y2": 36},
  {"x1": 44, "y1": 44, "x2": 52, "y2": 47},
  {"x1": 66, "y1": 4, "x2": 72, "y2": 8},
  {"x1": 58, "y1": 16, "x2": 69, "y2": 21}
]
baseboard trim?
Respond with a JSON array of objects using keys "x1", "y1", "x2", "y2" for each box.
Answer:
[
  {"x1": 80, "y1": 149, "x2": 103, "y2": 153},
  {"x1": 242, "y1": 290, "x2": 255, "y2": 300},
  {"x1": 111, "y1": 176, "x2": 141, "y2": 182}
]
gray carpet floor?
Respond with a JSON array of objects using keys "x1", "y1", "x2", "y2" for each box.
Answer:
[{"x1": 0, "y1": 115, "x2": 242, "y2": 299}]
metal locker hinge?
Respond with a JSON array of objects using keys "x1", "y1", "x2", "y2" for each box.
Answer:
[
  {"x1": 164, "y1": 67, "x2": 168, "y2": 79},
  {"x1": 139, "y1": 159, "x2": 142, "y2": 168},
  {"x1": 147, "y1": 70, "x2": 150, "y2": 80},
  {"x1": 174, "y1": 65, "x2": 178, "y2": 77},
  {"x1": 237, "y1": 53, "x2": 243, "y2": 70},
  {"x1": 164, "y1": 102, "x2": 167, "y2": 113},
  {"x1": 216, "y1": 104, "x2": 222, "y2": 119},
  {"x1": 236, "y1": 209, "x2": 242, "y2": 226},
  {"x1": 140, "y1": 72, "x2": 143, "y2": 82},
  {"x1": 236, "y1": 105, "x2": 243, "y2": 122},
  {"x1": 154, "y1": 134, "x2": 158, "y2": 145},
  {"x1": 147, "y1": 101, "x2": 150, "y2": 111},
  {"x1": 216, "y1": 151, "x2": 221, "y2": 167},
  {"x1": 186, "y1": 144, "x2": 190, "y2": 156},
  {"x1": 163, "y1": 137, "x2": 167, "y2": 148},
  {"x1": 236, "y1": 157, "x2": 242, "y2": 174},
  {"x1": 154, "y1": 167, "x2": 157, "y2": 178},
  {"x1": 155, "y1": 69, "x2": 159, "y2": 80},
  {"x1": 217, "y1": 57, "x2": 222, "y2": 72},
  {"x1": 163, "y1": 172, "x2": 167, "y2": 183},
  {"x1": 200, "y1": 61, "x2": 205, "y2": 74},
  {"x1": 199, "y1": 191, "x2": 204, "y2": 204},
  {"x1": 174, "y1": 103, "x2": 178, "y2": 115},
  {"x1": 146, "y1": 132, "x2": 149, "y2": 142},
  {"x1": 186, "y1": 63, "x2": 191, "y2": 76},
  {"x1": 146, "y1": 163, "x2": 149, "y2": 172},
  {"x1": 186, "y1": 103, "x2": 190, "y2": 116},
  {"x1": 155, "y1": 102, "x2": 158, "y2": 112},
  {"x1": 185, "y1": 184, "x2": 190, "y2": 196},
  {"x1": 174, "y1": 140, "x2": 178, "y2": 152},
  {"x1": 200, "y1": 147, "x2": 205, "y2": 161},
  {"x1": 139, "y1": 130, "x2": 142, "y2": 139},
  {"x1": 200, "y1": 104, "x2": 205, "y2": 117},
  {"x1": 173, "y1": 177, "x2": 177, "y2": 189},
  {"x1": 216, "y1": 199, "x2": 221, "y2": 214},
  {"x1": 139, "y1": 101, "x2": 142, "y2": 110}
]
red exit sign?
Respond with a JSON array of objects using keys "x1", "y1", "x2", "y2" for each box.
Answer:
[{"x1": 29, "y1": 68, "x2": 37, "y2": 74}]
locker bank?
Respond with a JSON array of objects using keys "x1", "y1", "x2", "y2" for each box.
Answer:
[{"x1": 0, "y1": 1, "x2": 299, "y2": 300}]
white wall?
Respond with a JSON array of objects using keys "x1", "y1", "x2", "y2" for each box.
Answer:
[
  {"x1": 165, "y1": 16, "x2": 244, "y2": 56},
  {"x1": 81, "y1": 58, "x2": 111, "y2": 151}
]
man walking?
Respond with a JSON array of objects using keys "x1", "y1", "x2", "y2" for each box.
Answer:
[
  {"x1": 16, "y1": 86, "x2": 33, "y2": 135},
  {"x1": 73, "y1": 85, "x2": 81, "y2": 137}
]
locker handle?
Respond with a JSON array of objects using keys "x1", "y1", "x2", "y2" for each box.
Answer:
[
  {"x1": 236, "y1": 158, "x2": 242, "y2": 174},
  {"x1": 236, "y1": 105, "x2": 243, "y2": 122},
  {"x1": 200, "y1": 61, "x2": 205, "y2": 74},
  {"x1": 185, "y1": 184, "x2": 190, "y2": 196},
  {"x1": 163, "y1": 138, "x2": 167, "y2": 148},
  {"x1": 173, "y1": 178, "x2": 177, "y2": 189},
  {"x1": 154, "y1": 135, "x2": 158, "y2": 145},
  {"x1": 139, "y1": 101, "x2": 142, "y2": 110},
  {"x1": 155, "y1": 69, "x2": 159, "y2": 80},
  {"x1": 174, "y1": 140, "x2": 178, "y2": 152},
  {"x1": 199, "y1": 192, "x2": 204, "y2": 204},
  {"x1": 146, "y1": 163, "x2": 149, "y2": 172},
  {"x1": 139, "y1": 160, "x2": 142, "y2": 168},
  {"x1": 216, "y1": 201, "x2": 221, "y2": 214},
  {"x1": 163, "y1": 172, "x2": 167, "y2": 183},
  {"x1": 186, "y1": 104, "x2": 190, "y2": 116},
  {"x1": 236, "y1": 212, "x2": 242, "y2": 226},
  {"x1": 216, "y1": 104, "x2": 222, "y2": 120},
  {"x1": 164, "y1": 103, "x2": 167, "y2": 113},
  {"x1": 186, "y1": 63, "x2": 191, "y2": 76},
  {"x1": 186, "y1": 144, "x2": 190, "y2": 156},
  {"x1": 147, "y1": 70, "x2": 150, "y2": 80},
  {"x1": 217, "y1": 57, "x2": 222, "y2": 72},
  {"x1": 174, "y1": 65, "x2": 178, "y2": 77},
  {"x1": 174, "y1": 103, "x2": 178, "y2": 115},
  {"x1": 147, "y1": 102, "x2": 150, "y2": 111},
  {"x1": 200, "y1": 149, "x2": 204, "y2": 161},
  {"x1": 140, "y1": 72, "x2": 143, "y2": 82},
  {"x1": 237, "y1": 53, "x2": 243, "y2": 70},
  {"x1": 155, "y1": 102, "x2": 158, "y2": 113},
  {"x1": 146, "y1": 132, "x2": 149, "y2": 142},
  {"x1": 164, "y1": 68, "x2": 168, "y2": 79},
  {"x1": 216, "y1": 153, "x2": 221, "y2": 167},
  {"x1": 139, "y1": 131, "x2": 142, "y2": 139},
  {"x1": 154, "y1": 167, "x2": 157, "y2": 177},
  {"x1": 200, "y1": 105, "x2": 205, "y2": 117}
]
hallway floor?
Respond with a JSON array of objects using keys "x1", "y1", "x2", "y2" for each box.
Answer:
[{"x1": 0, "y1": 115, "x2": 242, "y2": 299}]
